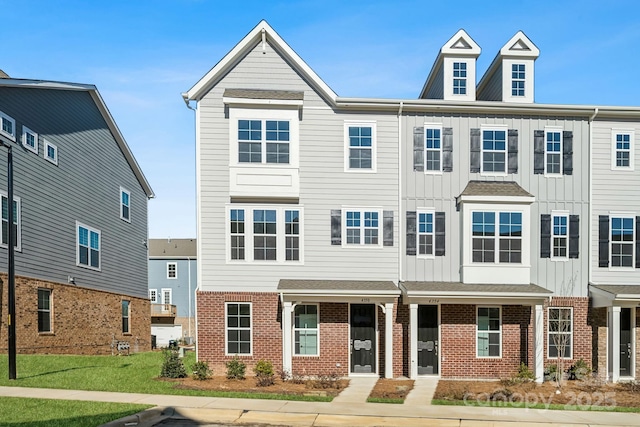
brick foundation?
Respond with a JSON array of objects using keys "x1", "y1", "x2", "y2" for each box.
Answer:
[{"x1": 0, "y1": 273, "x2": 150, "y2": 354}]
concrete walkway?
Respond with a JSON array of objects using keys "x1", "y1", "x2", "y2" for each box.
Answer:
[{"x1": 0, "y1": 384, "x2": 638, "y2": 427}]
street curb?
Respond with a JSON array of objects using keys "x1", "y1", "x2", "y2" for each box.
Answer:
[{"x1": 100, "y1": 406, "x2": 169, "y2": 427}]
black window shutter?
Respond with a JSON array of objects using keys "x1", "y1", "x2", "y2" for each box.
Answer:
[
  {"x1": 636, "y1": 216, "x2": 640, "y2": 268},
  {"x1": 540, "y1": 214, "x2": 551, "y2": 258},
  {"x1": 563, "y1": 131, "x2": 573, "y2": 175},
  {"x1": 435, "y1": 211, "x2": 446, "y2": 256},
  {"x1": 413, "y1": 127, "x2": 424, "y2": 172},
  {"x1": 406, "y1": 211, "x2": 416, "y2": 256},
  {"x1": 470, "y1": 128, "x2": 481, "y2": 173},
  {"x1": 508, "y1": 129, "x2": 518, "y2": 174},
  {"x1": 442, "y1": 127, "x2": 453, "y2": 172},
  {"x1": 534, "y1": 130, "x2": 544, "y2": 174},
  {"x1": 383, "y1": 210, "x2": 393, "y2": 247},
  {"x1": 569, "y1": 215, "x2": 579, "y2": 259},
  {"x1": 331, "y1": 209, "x2": 341, "y2": 245},
  {"x1": 598, "y1": 215, "x2": 609, "y2": 267}
]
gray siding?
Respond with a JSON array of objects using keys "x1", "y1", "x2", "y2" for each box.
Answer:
[
  {"x1": 0, "y1": 87, "x2": 148, "y2": 298},
  {"x1": 149, "y1": 259, "x2": 197, "y2": 317},
  {"x1": 424, "y1": 65, "x2": 444, "y2": 99},
  {"x1": 477, "y1": 63, "x2": 503, "y2": 101}
]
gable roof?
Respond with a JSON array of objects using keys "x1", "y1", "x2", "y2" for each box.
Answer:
[
  {"x1": 149, "y1": 238, "x2": 197, "y2": 258},
  {"x1": 184, "y1": 20, "x2": 338, "y2": 104},
  {"x1": 0, "y1": 78, "x2": 154, "y2": 198}
]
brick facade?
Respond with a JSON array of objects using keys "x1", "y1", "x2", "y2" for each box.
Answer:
[
  {"x1": 0, "y1": 274, "x2": 151, "y2": 355},
  {"x1": 544, "y1": 297, "x2": 591, "y2": 367},
  {"x1": 590, "y1": 306, "x2": 608, "y2": 379}
]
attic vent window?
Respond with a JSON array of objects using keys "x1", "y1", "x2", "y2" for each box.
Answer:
[{"x1": 509, "y1": 40, "x2": 531, "y2": 51}]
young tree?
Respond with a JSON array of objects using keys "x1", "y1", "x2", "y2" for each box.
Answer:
[{"x1": 548, "y1": 274, "x2": 577, "y2": 388}]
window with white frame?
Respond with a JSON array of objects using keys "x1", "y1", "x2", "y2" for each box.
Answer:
[
  {"x1": 548, "y1": 307, "x2": 572, "y2": 358},
  {"x1": 44, "y1": 140, "x2": 58, "y2": 165},
  {"x1": 552, "y1": 213, "x2": 568, "y2": 258},
  {"x1": 472, "y1": 211, "x2": 522, "y2": 263},
  {"x1": 227, "y1": 206, "x2": 302, "y2": 262},
  {"x1": 545, "y1": 130, "x2": 562, "y2": 175},
  {"x1": 226, "y1": 302, "x2": 251, "y2": 355},
  {"x1": 161, "y1": 288, "x2": 172, "y2": 305},
  {"x1": 477, "y1": 307, "x2": 501, "y2": 357},
  {"x1": 1, "y1": 194, "x2": 20, "y2": 250},
  {"x1": 611, "y1": 216, "x2": 634, "y2": 268},
  {"x1": 122, "y1": 300, "x2": 130, "y2": 334},
  {"x1": 149, "y1": 289, "x2": 158, "y2": 303},
  {"x1": 453, "y1": 62, "x2": 467, "y2": 95},
  {"x1": 424, "y1": 126, "x2": 442, "y2": 172},
  {"x1": 345, "y1": 122, "x2": 375, "y2": 171},
  {"x1": 22, "y1": 126, "x2": 38, "y2": 154},
  {"x1": 120, "y1": 187, "x2": 131, "y2": 222},
  {"x1": 482, "y1": 129, "x2": 506, "y2": 173},
  {"x1": 418, "y1": 210, "x2": 434, "y2": 256},
  {"x1": 613, "y1": 132, "x2": 633, "y2": 169},
  {"x1": 511, "y1": 64, "x2": 525, "y2": 97},
  {"x1": 238, "y1": 119, "x2": 289, "y2": 164},
  {"x1": 294, "y1": 304, "x2": 318, "y2": 355},
  {"x1": 38, "y1": 289, "x2": 52, "y2": 333},
  {"x1": 167, "y1": 262, "x2": 177, "y2": 279},
  {"x1": 0, "y1": 111, "x2": 15, "y2": 141},
  {"x1": 77, "y1": 222, "x2": 100, "y2": 270},
  {"x1": 344, "y1": 209, "x2": 380, "y2": 246}
]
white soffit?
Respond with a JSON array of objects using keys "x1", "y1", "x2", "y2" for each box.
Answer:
[
  {"x1": 499, "y1": 31, "x2": 540, "y2": 58},
  {"x1": 441, "y1": 29, "x2": 481, "y2": 57}
]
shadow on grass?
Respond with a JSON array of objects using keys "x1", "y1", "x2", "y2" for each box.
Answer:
[
  {"x1": 19, "y1": 366, "x2": 98, "y2": 379},
  {"x1": 1, "y1": 409, "x2": 144, "y2": 427}
]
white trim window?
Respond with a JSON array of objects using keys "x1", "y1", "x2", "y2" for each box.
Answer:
[
  {"x1": 44, "y1": 140, "x2": 58, "y2": 165},
  {"x1": 612, "y1": 131, "x2": 634, "y2": 170},
  {"x1": 226, "y1": 302, "x2": 251, "y2": 355},
  {"x1": 472, "y1": 211, "x2": 522, "y2": 263},
  {"x1": 122, "y1": 300, "x2": 130, "y2": 334},
  {"x1": 38, "y1": 288, "x2": 52, "y2": 333},
  {"x1": 294, "y1": 304, "x2": 319, "y2": 356},
  {"x1": 453, "y1": 62, "x2": 467, "y2": 95},
  {"x1": 22, "y1": 126, "x2": 38, "y2": 154},
  {"x1": 511, "y1": 64, "x2": 525, "y2": 97},
  {"x1": 424, "y1": 125, "x2": 442, "y2": 172},
  {"x1": 481, "y1": 128, "x2": 507, "y2": 173},
  {"x1": 77, "y1": 222, "x2": 100, "y2": 270},
  {"x1": 120, "y1": 187, "x2": 131, "y2": 222},
  {"x1": 417, "y1": 210, "x2": 435, "y2": 256},
  {"x1": 548, "y1": 307, "x2": 573, "y2": 359},
  {"x1": 344, "y1": 122, "x2": 376, "y2": 171},
  {"x1": 0, "y1": 111, "x2": 15, "y2": 141},
  {"x1": 552, "y1": 213, "x2": 569, "y2": 259},
  {"x1": 226, "y1": 205, "x2": 303, "y2": 263},
  {"x1": 238, "y1": 119, "x2": 290, "y2": 164},
  {"x1": 148, "y1": 289, "x2": 158, "y2": 303},
  {"x1": 161, "y1": 288, "x2": 172, "y2": 305},
  {"x1": 166, "y1": 262, "x2": 177, "y2": 279},
  {"x1": 611, "y1": 216, "x2": 634, "y2": 268},
  {"x1": 545, "y1": 129, "x2": 562, "y2": 175},
  {"x1": 343, "y1": 209, "x2": 381, "y2": 246},
  {"x1": 477, "y1": 306, "x2": 501, "y2": 357},
  {"x1": 1, "y1": 194, "x2": 20, "y2": 250}
]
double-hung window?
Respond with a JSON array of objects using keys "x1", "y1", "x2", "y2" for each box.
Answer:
[
  {"x1": 612, "y1": 131, "x2": 633, "y2": 169},
  {"x1": 22, "y1": 126, "x2": 38, "y2": 154},
  {"x1": 511, "y1": 64, "x2": 525, "y2": 97},
  {"x1": 120, "y1": 188, "x2": 131, "y2": 222},
  {"x1": 552, "y1": 214, "x2": 568, "y2": 258},
  {"x1": 472, "y1": 211, "x2": 522, "y2": 263},
  {"x1": 238, "y1": 119, "x2": 290, "y2": 164},
  {"x1": 44, "y1": 140, "x2": 58, "y2": 165},
  {"x1": 424, "y1": 126, "x2": 442, "y2": 172},
  {"x1": 149, "y1": 289, "x2": 158, "y2": 303},
  {"x1": 453, "y1": 62, "x2": 467, "y2": 95},
  {"x1": 0, "y1": 111, "x2": 15, "y2": 141},
  {"x1": 38, "y1": 289, "x2": 52, "y2": 333},
  {"x1": 1, "y1": 194, "x2": 20, "y2": 250},
  {"x1": 344, "y1": 209, "x2": 380, "y2": 246},
  {"x1": 122, "y1": 300, "x2": 130, "y2": 334},
  {"x1": 477, "y1": 307, "x2": 501, "y2": 357},
  {"x1": 253, "y1": 209, "x2": 277, "y2": 260},
  {"x1": 230, "y1": 209, "x2": 245, "y2": 260},
  {"x1": 611, "y1": 216, "x2": 634, "y2": 267},
  {"x1": 345, "y1": 122, "x2": 375, "y2": 171},
  {"x1": 226, "y1": 302, "x2": 251, "y2": 355},
  {"x1": 545, "y1": 130, "x2": 562, "y2": 175},
  {"x1": 418, "y1": 210, "x2": 434, "y2": 256},
  {"x1": 548, "y1": 307, "x2": 572, "y2": 358},
  {"x1": 481, "y1": 129, "x2": 506, "y2": 173},
  {"x1": 167, "y1": 262, "x2": 177, "y2": 279},
  {"x1": 294, "y1": 304, "x2": 318, "y2": 356},
  {"x1": 285, "y1": 210, "x2": 300, "y2": 261},
  {"x1": 77, "y1": 222, "x2": 100, "y2": 270}
]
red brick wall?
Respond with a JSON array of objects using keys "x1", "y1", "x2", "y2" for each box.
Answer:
[
  {"x1": 589, "y1": 306, "x2": 608, "y2": 379},
  {"x1": 0, "y1": 274, "x2": 150, "y2": 354},
  {"x1": 544, "y1": 297, "x2": 591, "y2": 369}
]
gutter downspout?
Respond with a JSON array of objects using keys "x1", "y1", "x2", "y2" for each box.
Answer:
[
  {"x1": 588, "y1": 108, "x2": 598, "y2": 290},
  {"x1": 187, "y1": 256, "x2": 192, "y2": 338},
  {"x1": 398, "y1": 101, "x2": 404, "y2": 285}
]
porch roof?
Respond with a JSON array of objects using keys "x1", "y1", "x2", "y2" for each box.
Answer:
[
  {"x1": 590, "y1": 284, "x2": 640, "y2": 307},
  {"x1": 277, "y1": 279, "x2": 400, "y2": 299},
  {"x1": 400, "y1": 281, "x2": 551, "y2": 302}
]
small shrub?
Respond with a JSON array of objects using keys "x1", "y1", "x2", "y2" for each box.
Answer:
[
  {"x1": 308, "y1": 372, "x2": 341, "y2": 390},
  {"x1": 160, "y1": 348, "x2": 187, "y2": 379},
  {"x1": 569, "y1": 358, "x2": 592, "y2": 380},
  {"x1": 254, "y1": 359, "x2": 275, "y2": 387},
  {"x1": 225, "y1": 357, "x2": 246, "y2": 380},
  {"x1": 290, "y1": 371, "x2": 306, "y2": 384},
  {"x1": 191, "y1": 361, "x2": 211, "y2": 381},
  {"x1": 544, "y1": 364, "x2": 558, "y2": 382},
  {"x1": 278, "y1": 369, "x2": 291, "y2": 382},
  {"x1": 516, "y1": 362, "x2": 535, "y2": 382}
]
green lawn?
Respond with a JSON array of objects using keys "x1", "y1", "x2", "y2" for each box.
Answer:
[{"x1": 0, "y1": 397, "x2": 151, "y2": 427}]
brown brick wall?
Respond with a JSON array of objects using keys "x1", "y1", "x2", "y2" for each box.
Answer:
[
  {"x1": 544, "y1": 297, "x2": 591, "y2": 368},
  {"x1": 636, "y1": 309, "x2": 640, "y2": 379},
  {"x1": 589, "y1": 306, "x2": 608, "y2": 379},
  {"x1": 0, "y1": 273, "x2": 150, "y2": 354}
]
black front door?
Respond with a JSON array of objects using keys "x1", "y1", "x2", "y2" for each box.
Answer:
[
  {"x1": 620, "y1": 308, "x2": 632, "y2": 377},
  {"x1": 350, "y1": 304, "x2": 376, "y2": 374},
  {"x1": 418, "y1": 305, "x2": 439, "y2": 375}
]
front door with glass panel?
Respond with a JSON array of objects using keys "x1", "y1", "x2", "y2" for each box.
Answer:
[
  {"x1": 418, "y1": 305, "x2": 439, "y2": 375},
  {"x1": 350, "y1": 304, "x2": 376, "y2": 374},
  {"x1": 620, "y1": 308, "x2": 632, "y2": 377}
]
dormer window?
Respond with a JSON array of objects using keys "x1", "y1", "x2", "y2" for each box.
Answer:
[
  {"x1": 511, "y1": 64, "x2": 525, "y2": 97},
  {"x1": 453, "y1": 62, "x2": 467, "y2": 95}
]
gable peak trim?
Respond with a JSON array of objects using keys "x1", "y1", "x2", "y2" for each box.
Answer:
[
  {"x1": 441, "y1": 29, "x2": 481, "y2": 56},
  {"x1": 499, "y1": 31, "x2": 540, "y2": 57}
]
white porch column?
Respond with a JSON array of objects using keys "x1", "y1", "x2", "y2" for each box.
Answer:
[
  {"x1": 385, "y1": 302, "x2": 394, "y2": 379},
  {"x1": 409, "y1": 304, "x2": 418, "y2": 379},
  {"x1": 533, "y1": 304, "x2": 544, "y2": 383},
  {"x1": 609, "y1": 306, "x2": 621, "y2": 383},
  {"x1": 282, "y1": 301, "x2": 293, "y2": 375}
]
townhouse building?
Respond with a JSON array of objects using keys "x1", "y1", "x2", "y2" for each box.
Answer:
[{"x1": 184, "y1": 21, "x2": 639, "y2": 382}]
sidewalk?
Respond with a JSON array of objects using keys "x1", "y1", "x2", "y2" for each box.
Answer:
[{"x1": 0, "y1": 381, "x2": 638, "y2": 427}]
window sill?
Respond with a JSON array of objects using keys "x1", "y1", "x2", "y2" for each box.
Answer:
[
  {"x1": 38, "y1": 332, "x2": 55, "y2": 336},
  {"x1": 76, "y1": 264, "x2": 101, "y2": 272},
  {"x1": 123, "y1": 333, "x2": 133, "y2": 337},
  {"x1": 550, "y1": 257, "x2": 569, "y2": 262},
  {"x1": 607, "y1": 266, "x2": 636, "y2": 272},
  {"x1": 543, "y1": 174, "x2": 563, "y2": 178},
  {"x1": 344, "y1": 168, "x2": 378, "y2": 174},
  {"x1": 476, "y1": 356, "x2": 502, "y2": 359},
  {"x1": 293, "y1": 354, "x2": 320, "y2": 358}
]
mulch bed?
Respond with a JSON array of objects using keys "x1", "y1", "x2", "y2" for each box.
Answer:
[{"x1": 369, "y1": 379, "x2": 415, "y2": 400}]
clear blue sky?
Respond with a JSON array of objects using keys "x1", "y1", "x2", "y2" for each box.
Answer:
[{"x1": 3, "y1": 0, "x2": 639, "y2": 238}]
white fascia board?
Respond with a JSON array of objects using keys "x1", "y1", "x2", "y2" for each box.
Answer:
[
  {"x1": 185, "y1": 20, "x2": 337, "y2": 103},
  {"x1": 441, "y1": 29, "x2": 481, "y2": 56},
  {"x1": 458, "y1": 195, "x2": 535, "y2": 204},
  {"x1": 404, "y1": 291, "x2": 550, "y2": 298},
  {"x1": 222, "y1": 97, "x2": 303, "y2": 107},
  {"x1": 0, "y1": 78, "x2": 95, "y2": 91},
  {"x1": 499, "y1": 31, "x2": 540, "y2": 58},
  {"x1": 280, "y1": 289, "x2": 400, "y2": 297}
]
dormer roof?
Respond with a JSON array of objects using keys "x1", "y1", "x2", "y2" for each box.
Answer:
[{"x1": 500, "y1": 31, "x2": 540, "y2": 58}]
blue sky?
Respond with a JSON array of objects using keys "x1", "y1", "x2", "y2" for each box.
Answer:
[{"x1": 3, "y1": 0, "x2": 639, "y2": 237}]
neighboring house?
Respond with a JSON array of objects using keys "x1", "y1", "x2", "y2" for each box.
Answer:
[
  {"x1": 0, "y1": 73, "x2": 154, "y2": 355},
  {"x1": 183, "y1": 21, "x2": 639, "y2": 382},
  {"x1": 148, "y1": 238, "x2": 197, "y2": 346}
]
